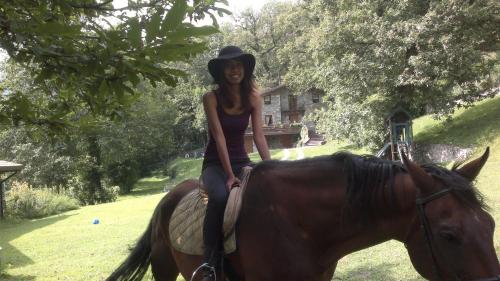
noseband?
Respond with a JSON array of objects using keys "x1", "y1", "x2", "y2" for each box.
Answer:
[{"x1": 413, "y1": 188, "x2": 500, "y2": 281}]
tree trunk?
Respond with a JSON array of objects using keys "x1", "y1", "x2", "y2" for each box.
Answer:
[{"x1": 85, "y1": 134, "x2": 103, "y2": 204}]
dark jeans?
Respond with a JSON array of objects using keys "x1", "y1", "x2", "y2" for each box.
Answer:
[{"x1": 201, "y1": 161, "x2": 249, "y2": 267}]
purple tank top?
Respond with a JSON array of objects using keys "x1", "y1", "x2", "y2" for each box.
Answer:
[{"x1": 203, "y1": 92, "x2": 251, "y2": 168}]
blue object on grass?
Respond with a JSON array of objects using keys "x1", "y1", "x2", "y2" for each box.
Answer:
[{"x1": 92, "y1": 218, "x2": 100, "y2": 224}]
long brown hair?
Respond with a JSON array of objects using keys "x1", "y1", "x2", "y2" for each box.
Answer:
[{"x1": 214, "y1": 59, "x2": 256, "y2": 111}]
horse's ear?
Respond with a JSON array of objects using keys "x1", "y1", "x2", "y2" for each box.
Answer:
[
  {"x1": 455, "y1": 147, "x2": 490, "y2": 181},
  {"x1": 401, "y1": 149, "x2": 435, "y2": 194}
]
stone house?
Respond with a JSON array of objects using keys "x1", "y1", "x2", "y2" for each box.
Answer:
[
  {"x1": 244, "y1": 85, "x2": 325, "y2": 152},
  {"x1": 260, "y1": 85, "x2": 324, "y2": 126}
]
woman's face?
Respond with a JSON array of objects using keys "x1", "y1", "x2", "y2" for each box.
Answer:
[{"x1": 223, "y1": 59, "x2": 245, "y2": 85}]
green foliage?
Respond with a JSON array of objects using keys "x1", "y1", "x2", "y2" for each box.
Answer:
[
  {"x1": 68, "y1": 176, "x2": 119, "y2": 205},
  {"x1": 106, "y1": 160, "x2": 141, "y2": 194},
  {"x1": 0, "y1": 0, "x2": 228, "y2": 126},
  {"x1": 5, "y1": 181, "x2": 79, "y2": 219},
  {"x1": 281, "y1": 0, "x2": 499, "y2": 147},
  {"x1": 0, "y1": 55, "x2": 203, "y2": 198},
  {"x1": 166, "y1": 81, "x2": 208, "y2": 151},
  {"x1": 0, "y1": 83, "x2": 179, "y2": 200},
  {"x1": 222, "y1": 2, "x2": 297, "y2": 88},
  {"x1": 307, "y1": 100, "x2": 386, "y2": 149},
  {"x1": 96, "y1": 87, "x2": 183, "y2": 193},
  {"x1": 0, "y1": 126, "x2": 78, "y2": 190},
  {"x1": 2, "y1": 0, "x2": 498, "y2": 205}
]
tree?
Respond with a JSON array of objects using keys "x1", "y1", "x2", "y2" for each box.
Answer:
[
  {"x1": 97, "y1": 88, "x2": 179, "y2": 194},
  {"x1": 0, "y1": 126, "x2": 78, "y2": 191},
  {"x1": 223, "y1": 2, "x2": 297, "y2": 88},
  {"x1": 0, "y1": 60, "x2": 196, "y2": 200},
  {"x1": 0, "y1": 0, "x2": 229, "y2": 127},
  {"x1": 0, "y1": 0, "x2": 231, "y2": 202},
  {"x1": 282, "y1": 0, "x2": 499, "y2": 148}
]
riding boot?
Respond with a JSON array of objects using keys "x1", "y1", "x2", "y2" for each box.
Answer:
[
  {"x1": 202, "y1": 205, "x2": 225, "y2": 280},
  {"x1": 201, "y1": 165, "x2": 231, "y2": 281},
  {"x1": 201, "y1": 235, "x2": 223, "y2": 280}
]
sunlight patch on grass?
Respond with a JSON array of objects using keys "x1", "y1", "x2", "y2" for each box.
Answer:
[{"x1": 414, "y1": 96, "x2": 500, "y2": 147}]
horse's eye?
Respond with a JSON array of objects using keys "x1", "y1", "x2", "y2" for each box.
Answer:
[{"x1": 439, "y1": 231, "x2": 461, "y2": 245}]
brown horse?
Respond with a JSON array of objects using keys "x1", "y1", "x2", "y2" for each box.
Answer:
[{"x1": 106, "y1": 149, "x2": 500, "y2": 281}]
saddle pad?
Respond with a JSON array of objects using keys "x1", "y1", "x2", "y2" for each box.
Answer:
[
  {"x1": 169, "y1": 190, "x2": 237, "y2": 255},
  {"x1": 223, "y1": 166, "x2": 252, "y2": 236},
  {"x1": 169, "y1": 166, "x2": 253, "y2": 256}
]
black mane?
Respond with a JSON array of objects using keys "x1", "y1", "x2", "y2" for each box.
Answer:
[
  {"x1": 335, "y1": 152, "x2": 404, "y2": 217},
  {"x1": 253, "y1": 151, "x2": 487, "y2": 217},
  {"x1": 339, "y1": 152, "x2": 487, "y2": 216}
]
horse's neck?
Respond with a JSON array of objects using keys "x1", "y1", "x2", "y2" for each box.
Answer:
[
  {"x1": 324, "y1": 173, "x2": 419, "y2": 261},
  {"x1": 267, "y1": 168, "x2": 418, "y2": 264}
]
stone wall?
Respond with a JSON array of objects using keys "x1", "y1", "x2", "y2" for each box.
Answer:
[
  {"x1": 262, "y1": 94, "x2": 282, "y2": 125},
  {"x1": 413, "y1": 143, "x2": 474, "y2": 164},
  {"x1": 262, "y1": 86, "x2": 324, "y2": 126}
]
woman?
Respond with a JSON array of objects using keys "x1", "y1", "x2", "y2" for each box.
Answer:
[{"x1": 200, "y1": 46, "x2": 270, "y2": 280}]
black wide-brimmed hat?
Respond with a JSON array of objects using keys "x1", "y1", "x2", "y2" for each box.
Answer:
[{"x1": 208, "y1": 46, "x2": 256, "y2": 83}]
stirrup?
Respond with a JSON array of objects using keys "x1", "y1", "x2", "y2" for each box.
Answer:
[{"x1": 190, "y1": 263, "x2": 217, "y2": 281}]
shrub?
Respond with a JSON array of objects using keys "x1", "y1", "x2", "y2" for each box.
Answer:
[
  {"x1": 67, "y1": 176, "x2": 119, "y2": 205},
  {"x1": 106, "y1": 160, "x2": 141, "y2": 194},
  {"x1": 5, "y1": 182, "x2": 80, "y2": 219}
]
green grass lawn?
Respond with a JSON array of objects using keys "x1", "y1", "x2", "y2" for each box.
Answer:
[
  {"x1": 0, "y1": 190, "x2": 162, "y2": 281},
  {"x1": 413, "y1": 96, "x2": 500, "y2": 147},
  {"x1": 1, "y1": 96, "x2": 499, "y2": 281}
]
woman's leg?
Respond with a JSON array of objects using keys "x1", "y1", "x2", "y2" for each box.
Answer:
[{"x1": 201, "y1": 165, "x2": 229, "y2": 275}]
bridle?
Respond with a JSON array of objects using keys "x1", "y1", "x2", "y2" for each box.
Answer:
[
  {"x1": 408, "y1": 188, "x2": 500, "y2": 281},
  {"x1": 415, "y1": 188, "x2": 458, "y2": 281}
]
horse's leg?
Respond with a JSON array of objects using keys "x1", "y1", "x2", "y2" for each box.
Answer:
[
  {"x1": 224, "y1": 252, "x2": 244, "y2": 281},
  {"x1": 171, "y1": 250, "x2": 204, "y2": 281},
  {"x1": 319, "y1": 262, "x2": 337, "y2": 281},
  {"x1": 149, "y1": 179, "x2": 200, "y2": 281},
  {"x1": 150, "y1": 240, "x2": 179, "y2": 281}
]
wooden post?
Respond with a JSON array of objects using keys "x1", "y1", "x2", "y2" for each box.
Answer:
[
  {"x1": 0, "y1": 161, "x2": 23, "y2": 219},
  {"x1": 0, "y1": 181, "x2": 4, "y2": 219},
  {"x1": 0, "y1": 173, "x2": 19, "y2": 219}
]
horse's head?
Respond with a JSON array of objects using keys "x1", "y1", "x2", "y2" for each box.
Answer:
[{"x1": 402, "y1": 148, "x2": 500, "y2": 281}]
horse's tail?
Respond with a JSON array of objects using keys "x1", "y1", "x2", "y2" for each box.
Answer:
[
  {"x1": 106, "y1": 180, "x2": 197, "y2": 281},
  {"x1": 106, "y1": 220, "x2": 153, "y2": 281}
]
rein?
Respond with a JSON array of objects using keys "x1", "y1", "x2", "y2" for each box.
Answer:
[{"x1": 412, "y1": 188, "x2": 500, "y2": 281}]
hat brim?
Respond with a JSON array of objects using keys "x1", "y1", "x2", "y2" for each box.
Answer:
[{"x1": 208, "y1": 53, "x2": 256, "y2": 82}]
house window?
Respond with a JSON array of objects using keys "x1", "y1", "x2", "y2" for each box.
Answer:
[
  {"x1": 288, "y1": 95, "x2": 297, "y2": 110},
  {"x1": 264, "y1": 95, "x2": 271, "y2": 105},
  {"x1": 265, "y1": 115, "x2": 273, "y2": 126},
  {"x1": 312, "y1": 93, "x2": 320, "y2": 103}
]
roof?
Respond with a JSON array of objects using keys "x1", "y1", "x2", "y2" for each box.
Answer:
[
  {"x1": 385, "y1": 106, "x2": 412, "y2": 119},
  {"x1": 261, "y1": 85, "x2": 326, "y2": 97},
  {"x1": 0, "y1": 161, "x2": 23, "y2": 172},
  {"x1": 261, "y1": 85, "x2": 287, "y2": 96}
]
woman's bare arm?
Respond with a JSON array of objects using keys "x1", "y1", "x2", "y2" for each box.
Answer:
[{"x1": 250, "y1": 93, "x2": 271, "y2": 161}]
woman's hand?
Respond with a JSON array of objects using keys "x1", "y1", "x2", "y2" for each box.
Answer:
[{"x1": 226, "y1": 175, "x2": 241, "y2": 191}]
